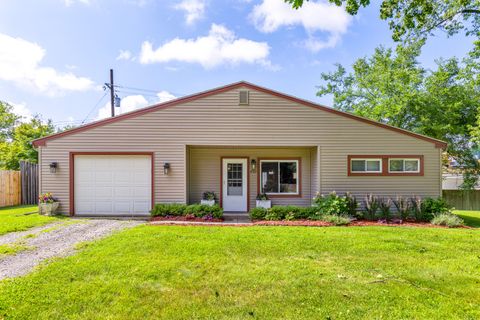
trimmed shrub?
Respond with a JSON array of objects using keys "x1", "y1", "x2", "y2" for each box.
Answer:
[
  {"x1": 265, "y1": 206, "x2": 287, "y2": 221},
  {"x1": 364, "y1": 194, "x2": 379, "y2": 220},
  {"x1": 431, "y1": 213, "x2": 464, "y2": 228},
  {"x1": 250, "y1": 207, "x2": 267, "y2": 220},
  {"x1": 421, "y1": 197, "x2": 451, "y2": 216},
  {"x1": 151, "y1": 203, "x2": 223, "y2": 219},
  {"x1": 313, "y1": 192, "x2": 349, "y2": 215},
  {"x1": 322, "y1": 214, "x2": 351, "y2": 226}
]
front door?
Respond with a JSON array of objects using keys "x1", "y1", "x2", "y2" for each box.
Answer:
[{"x1": 222, "y1": 158, "x2": 248, "y2": 212}]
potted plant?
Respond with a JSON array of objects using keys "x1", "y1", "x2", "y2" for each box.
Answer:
[
  {"x1": 201, "y1": 191, "x2": 216, "y2": 206},
  {"x1": 38, "y1": 192, "x2": 59, "y2": 216},
  {"x1": 256, "y1": 193, "x2": 271, "y2": 209}
]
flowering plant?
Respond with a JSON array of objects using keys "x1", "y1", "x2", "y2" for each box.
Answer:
[{"x1": 39, "y1": 192, "x2": 57, "y2": 204}]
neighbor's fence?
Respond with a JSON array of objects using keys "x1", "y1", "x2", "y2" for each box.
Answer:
[
  {"x1": 20, "y1": 161, "x2": 39, "y2": 205},
  {"x1": 0, "y1": 170, "x2": 21, "y2": 207},
  {"x1": 443, "y1": 190, "x2": 480, "y2": 210}
]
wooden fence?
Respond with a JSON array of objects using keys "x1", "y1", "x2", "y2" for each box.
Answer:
[
  {"x1": 20, "y1": 161, "x2": 39, "y2": 205},
  {"x1": 0, "y1": 171, "x2": 21, "y2": 207},
  {"x1": 443, "y1": 190, "x2": 480, "y2": 210}
]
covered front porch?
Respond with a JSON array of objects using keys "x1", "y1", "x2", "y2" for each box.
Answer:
[{"x1": 186, "y1": 146, "x2": 319, "y2": 213}]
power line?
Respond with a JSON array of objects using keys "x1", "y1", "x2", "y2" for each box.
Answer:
[{"x1": 81, "y1": 92, "x2": 108, "y2": 124}]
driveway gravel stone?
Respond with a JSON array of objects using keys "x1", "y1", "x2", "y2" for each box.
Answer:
[{"x1": 0, "y1": 219, "x2": 142, "y2": 279}]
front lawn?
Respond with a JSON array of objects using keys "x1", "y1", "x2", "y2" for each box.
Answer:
[
  {"x1": 0, "y1": 225, "x2": 479, "y2": 319},
  {"x1": 454, "y1": 210, "x2": 480, "y2": 228},
  {"x1": 0, "y1": 205, "x2": 59, "y2": 235}
]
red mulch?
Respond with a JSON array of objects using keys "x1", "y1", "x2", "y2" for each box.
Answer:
[{"x1": 151, "y1": 216, "x2": 224, "y2": 223}]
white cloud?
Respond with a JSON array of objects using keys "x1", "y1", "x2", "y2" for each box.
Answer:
[
  {"x1": 116, "y1": 50, "x2": 133, "y2": 61},
  {"x1": 174, "y1": 0, "x2": 206, "y2": 25},
  {"x1": 250, "y1": 0, "x2": 351, "y2": 52},
  {"x1": 9, "y1": 101, "x2": 33, "y2": 122},
  {"x1": 95, "y1": 91, "x2": 177, "y2": 120},
  {"x1": 63, "y1": 0, "x2": 90, "y2": 6},
  {"x1": 139, "y1": 24, "x2": 271, "y2": 69},
  {"x1": 0, "y1": 33, "x2": 95, "y2": 96}
]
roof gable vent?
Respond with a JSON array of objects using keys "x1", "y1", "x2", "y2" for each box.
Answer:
[{"x1": 239, "y1": 90, "x2": 249, "y2": 105}]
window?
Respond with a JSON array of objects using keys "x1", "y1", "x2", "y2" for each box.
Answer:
[
  {"x1": 350, "y1": 159, "x2": 382, "y2": 173},
  {"x1": 239, "y1": 90, "x2": 249, "y2": 105},
  {"x1": 389, "y1": 158, "x2": 420, "y2": 173},
  {"x1": 260, "y1": 160, "x2": 298, "y2": 194}
]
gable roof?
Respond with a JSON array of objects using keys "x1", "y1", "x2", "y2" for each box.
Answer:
[{"x1": 32, "y1": 81, "x2": 447, "y2": 148}]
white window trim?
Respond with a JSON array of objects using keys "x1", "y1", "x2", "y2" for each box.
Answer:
[
  {"x1": 350, "y1": 158, "x2": 383, "y2": 173},
  {"x1": 388, "y1": 158, "x2": 421, "y2": 173},
  {"x1": 260, "y1": 160, "x2": 299, "y2": 195}
]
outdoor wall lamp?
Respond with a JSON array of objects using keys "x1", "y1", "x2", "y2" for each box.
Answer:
[
  {"x1": 49, "y1": 162, "x2": 58, "y2": 173},
  {"x1": 163, "y1": 162, "x2": 170, "y2": 175},
  {"x1": 250, "y1": 159, "x2": 257, "y2": 173}
]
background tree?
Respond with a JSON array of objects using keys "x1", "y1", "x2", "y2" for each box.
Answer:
[
  {"x1": 317, "y1": 41, "x2": 480, "y2": 188},
  {"x1": 0, "y1": 102, "x2": 55, "y2": 170}
]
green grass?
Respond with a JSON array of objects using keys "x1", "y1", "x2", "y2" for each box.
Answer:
[
  {"x1": 0, "y1": 205, "x2": 60, "y2": 236},
  {"x1": 0, "y1": 225, "x2": 479, "y2": 319},
  {"x1": 454, "y1": 210, "x2": 480, "y2": 228},
  {"x1": 0, "y1": 243, "x2": 30, "y2": 256}
]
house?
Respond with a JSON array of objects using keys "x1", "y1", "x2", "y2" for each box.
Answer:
[{"x1": 32, "y1": 81, "x2": 447, "y2": 216}]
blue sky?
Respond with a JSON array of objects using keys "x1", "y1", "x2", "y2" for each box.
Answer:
[{"x1": 0, "y1": 0, "x2": 474, "y2": 127}]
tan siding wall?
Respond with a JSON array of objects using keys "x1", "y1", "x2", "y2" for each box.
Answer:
[
  {"x1": 189, "y1": 147, "x2": 313, "y2": 209},
  {"x1": 40, "y1": 87, "x2": 441, "y2": 213}
]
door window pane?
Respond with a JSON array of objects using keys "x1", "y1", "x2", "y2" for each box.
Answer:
[{"x1": 227, "y1": 163, "x2": 243, "y2": 196}]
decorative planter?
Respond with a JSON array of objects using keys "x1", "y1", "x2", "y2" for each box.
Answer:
[
  {"x1": 39, "y1": 202, "x2": 59, "y2": 216},
  {"x1": 201, "y1": 199, "x2": 215, "y2": 206},
  {"x1": 256, "y1": 200, "x2": 271, "y2": 209}
]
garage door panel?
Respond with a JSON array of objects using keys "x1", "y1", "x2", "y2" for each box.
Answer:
[{"x1": 74, "y1": 155, "x2": 151, "y2": 216}]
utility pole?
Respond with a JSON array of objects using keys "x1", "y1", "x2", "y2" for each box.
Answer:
[
  {"x1": 104, "y1": 69, "x2": 115, "y2": 117},
  {"x1": 109, "y1": 69, "x2": 115, "y2": 117}
]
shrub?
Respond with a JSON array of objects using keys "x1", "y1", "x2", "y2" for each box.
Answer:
[
  {"x1": 364, "y1": 194, "x2": 379, "y2": 220},
  {"x1": 151, "y1": 203, "x2": 223, "y2": 219},
  {"x1": 313, "y1": 192, "x2": 349, "y2": 215},
  {"x1": 250, "y1": 207, "x2": 267, "y2": 220},
  {"x1": 378, "y1": 198, "x2": 392, "y2": 221},
  {"x1": 410, "y1": 196, "x2": 430, "y2": 222},
  {"x1": 202, "y1": 191, "x2": 216, "y2": 201},
  {"x1": 345, "y1": 192, "x2": 360, "y2": 218},
  {"x1": 322, "y1": 214, "x2": 351, "y2": 226},
  {"x1": 431, "y1": 213, "x2": 464, "y2": 228},
  {"x1": 421, "y1": 197, "x2": 452, "y2": 216},
  {"x1": 393, "y1": 196, "x2": 410, "y2": 220},
  {"x1": 265, "y1": 206, "x2": 287, "y2": 221},
  {"x1": 151, "y1": 203, "x2": 185, "y2": 217},
  {"x1": 302, "y1": 206, "x2": 320, "y2": 220}
]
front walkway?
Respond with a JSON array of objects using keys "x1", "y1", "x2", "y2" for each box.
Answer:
[{"x1": 0, "y1": 219, "x2": 141, "y2": 279}]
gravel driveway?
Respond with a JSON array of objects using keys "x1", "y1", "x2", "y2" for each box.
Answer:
[{"x1": 0, "y1": 219, "x2": 142, "y2": 280}]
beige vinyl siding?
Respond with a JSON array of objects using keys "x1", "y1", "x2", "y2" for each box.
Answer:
[
  {"x1": 39, "y1": 86, "x2": 441, "y2": 214},
  {"x1": 188, "y1": 147, "x2": 314, "y2": 208}
]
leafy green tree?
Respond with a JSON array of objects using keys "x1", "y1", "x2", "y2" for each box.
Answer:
[
  {"x1": 0, "y1": 101, "x2": 19, "y2": 142},
  {"x1": 0, "y1": 116, "x2": 55, "y2": 170},
  {"x1": 317, "y1": 41, "x2": 480, "y2": 189},
  {"x1": 286, "y1": 0, "x2": 480, "y2": 44}
]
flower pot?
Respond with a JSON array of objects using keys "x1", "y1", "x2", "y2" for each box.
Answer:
[
  {"x1": 256, "y1": 200, "x2": 271, "y2": 209},
  {"x1": 39, "y1": 202, "x2": 59, "y2": 216},
  {"x1": 201, "y1": 199, "x2": 215, "y2": 206}
]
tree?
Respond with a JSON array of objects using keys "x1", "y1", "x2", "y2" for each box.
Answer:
[
  {"x1": 316, "y1": 41, "x2": 480, "y2": 188},
  {"x1": 285, "y1": 0, "x2": 480, "y2": 46},
  {"x1": 0, "y1": 116, "x2": 55, "y2": 170},
  {"x1": 0, "y1": 101, "x2": 19, "y2": 142}
]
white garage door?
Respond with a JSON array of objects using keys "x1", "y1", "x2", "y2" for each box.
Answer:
[{"x1": 74, "y1": 155, "x2": 152, "y2": 216}]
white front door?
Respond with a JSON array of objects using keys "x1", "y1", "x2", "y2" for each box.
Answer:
[{"x1": 222, "y1": 158, "x2": 248, "y2": 212}]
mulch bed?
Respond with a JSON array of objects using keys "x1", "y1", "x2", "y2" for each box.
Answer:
[{"x1": 151, "y1": 216, "x2": 224, "y2": 223}]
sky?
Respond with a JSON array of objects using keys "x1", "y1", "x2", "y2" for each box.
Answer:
[{"x1": 0, "y1": 0, "x2": 474, "y2": 128}]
